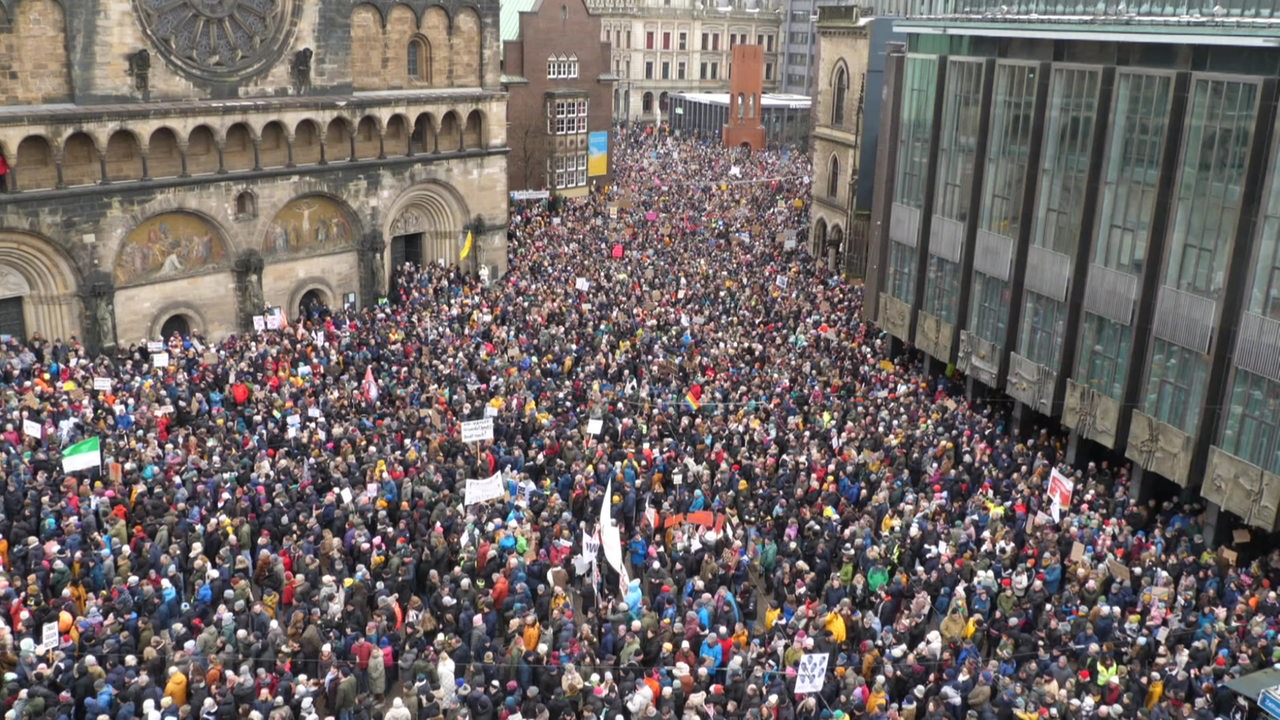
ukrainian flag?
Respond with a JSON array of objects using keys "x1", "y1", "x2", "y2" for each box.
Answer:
[
  {"x1": 684, "y1": 391, "x2": 700, "y2": 412},
  {"x1": 460, "y1": 229, "x2": 474, "y2": 261}
]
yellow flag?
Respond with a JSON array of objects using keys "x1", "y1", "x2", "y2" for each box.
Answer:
[{"x1": 460, "y1": 229, "x2": 474, "y2": 260}]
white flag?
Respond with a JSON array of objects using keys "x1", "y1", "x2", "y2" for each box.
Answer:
[{"x1": 599, "y1": 480, "x2": 625, "y2": 576}]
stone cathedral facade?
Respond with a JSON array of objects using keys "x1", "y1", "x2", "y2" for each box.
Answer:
[{"x1": 0, "y1": 0, "x2": 509, "y2": 350}]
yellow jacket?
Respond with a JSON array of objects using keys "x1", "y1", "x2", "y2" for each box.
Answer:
[{"x1": 824, "y1": 612, "x2": 846, "y2": 644}]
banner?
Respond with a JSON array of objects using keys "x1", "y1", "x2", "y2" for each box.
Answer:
[
  {"x1": 461, "y1": 417, "x2": 494, "y2": 443},
  {"x1": 464, "y1": 471, "x2": 507, "y2": 506},
  {"x1": 600, "y1": 480, "x2": 626, "y2": 577},
  {"x1": 1047, "y1": 468, "x2": 1074, "y2": 522},
  {"x1": 588, "y1": 131, "x2": 609, "y2": 177},
  {"x1": 795, "y1": 653, "x2": 829, "y2": 694}
]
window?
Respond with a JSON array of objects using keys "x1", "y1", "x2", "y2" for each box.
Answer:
[
  {"x1": 626, "y1": 30, "x2": 632, "y2": 49},
  {"x1": 788, "y1": 31, "x2": 808, "y2": 45},
  {"x1": 766, "y1": 35, "x2": 775, "y2": 52},
  {"x1": 757, "y1": 33, "x2": 765, "y2": 46},
  {"x1": 765, "y1": 63, "x2": 774, "y2": 81},
  {"x1": 1165, "y1": 78, "x2": 1258, "y2": 300},
  {"x1": 1094, "y1": 72, "x2": 1173, "y2": 274},
  {"x1": 408, "y1": 37, "x2": 430, "y2": 82},
  {"x1": 235, "y1": 190, "x2": 257, "y2": 220},
  {"x1": 547, "y1": 99, "x2": 589, "y2": 135},
  {"x1": 888, "y1": 241, "x2": 916, "y2": 303},
  {"x1": 981, "y1": 63, "x2": 1038, "y2": 240},
  {"x1": 924, "y1": 254, "x2": 962, "y2": 323},
  {"x1": 642, "y1": 92, "x2": 654, "y2": 113},
  {"x1": 969, "y1": 274, "x2": 1009, "y2": 344},
  {"x1": 548, "y1": 153, "x2": 589, "y2": 189},
  {"x1": 1222, "y1": 370, "x2": 1280, "y2": 474},
  {"x1": 935, "y1": 59, "x2": 984, "y2": 223},
  {"x1": 1034, "y1": 67, "x2": 1102, "y2": 257},
  {"x1": 827, "y1": 155, "x2": 840, "y2": 198},
  {"x1": 645, "y1": 61, "x2": 654, "y2": 80},
  {"x1": 710, "y1": 63, "x2": 718, "y2": 79},
  {"x1": 1077, "y1": 313, "x2": 1132, "y2": 400},
  {"x1": 787, "y1": 53, "x2": 806, "y2": 66},
  {"x1": 1143, "y1": 338, "x2": 1209, "y2": 433},
  {"x1": 646, "y1": 31, "x2": 655, "y2": 49},
  {"x1": 701, "y1": 33, "x2": 710, "y2": 51},
  {"x1": 895, "y1": 56, "x2": 939, "y2": 211},
  {"x1": 546, "y1": 54, "x2": 580, "y2": 79},
  {"x1": 831, "y1": 65, "x2": 847, "y2": 127},
  {"x1": 678, "y1": 62, "x2": 686, "y2": 80},
  {"x1": 662, "y1": 62, "x2": 670, "y2": 79},
  {"x1": 663, "y1": 32, "x2": 671, "y2": 50},
  {"x1": 1019, "y1": 292, "x2": 1067, "y2": 368},
  {"x1": 700, "y1": 63, "x2": 708, "y2": 80},
  {"x1": 679, "y1": 32, "x2": 688, "y2": 50},
  {"x1": 713, "y1": 33, "x2": 720, "y2": 50}
]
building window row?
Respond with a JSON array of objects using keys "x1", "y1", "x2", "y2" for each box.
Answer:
[
  {"x1": 549, "y1": 153, "x2": 588, "y2": 189},
  {"x1": 699, "y1": 62, "x2": 720, "y2": 80},
  {"x1": 547, "y1": 99, "x2": 589, "y2": 135},
  {"x1": 547, "y1": 54, "x2": 579, "y2": 79}
]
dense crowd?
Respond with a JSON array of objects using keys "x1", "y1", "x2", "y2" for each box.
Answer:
[{"x1": 0, "y1": 127, "x2": 1277, "y2": 720}]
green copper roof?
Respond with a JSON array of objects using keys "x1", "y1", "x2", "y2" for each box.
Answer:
[{"x1": 501, "y1": 0, "x2": 541, "y2": 43}]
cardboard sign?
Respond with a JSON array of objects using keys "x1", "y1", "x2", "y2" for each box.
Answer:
[
  {"x1": 460, "y1": 417, "x2": 494, "y2": 443},
  {"x1": 1233, "y1": 529, "x2": 1251, "y2": 545},
  {"x1": 109, "y1": 462, "x2": 123, "y2": 484},
  {"x1": 1107, "y1": 559, "x2": 1130, "y2": 582},
  {"x1": 92, "y1": 377, "x2": 113, "y2": 391},
  {"x1": 1069, "y1": 542, "x2": 1085, "y2": 563}
]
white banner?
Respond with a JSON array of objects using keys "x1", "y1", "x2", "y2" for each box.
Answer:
[
  {"x1": 795, "y1": 652, "x2": 829, "y2": 694},
  {"x1": 464, "y1": 471, "x2": 506, "y2": 506},
  {"x1": 582, "y1": 534, "x2": 600, "y2": 562},
  {"x1": 460, "y1": 418, "x2": 494, "y2": 443}
]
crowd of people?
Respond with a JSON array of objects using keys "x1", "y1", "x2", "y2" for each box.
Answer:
[{"x1": 0, "y1": 126, "x2": 1277, "y2": 720}]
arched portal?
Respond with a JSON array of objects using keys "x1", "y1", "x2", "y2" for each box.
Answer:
[
  {"x1": 384, "y1": 182, "x2": 471, "y2": 293},
  {"x1": 297, "y1": 288, "x2": 330, "y2": 320},
  {"x1": 0, "y1": 231, "x2": 82, "y2": 341},
  {"x1": 160, "y1": 313, "x2": 192, "y2": 339},
  {"x1": 828, "y1": 225, "x2": 845, "y2": 272}
]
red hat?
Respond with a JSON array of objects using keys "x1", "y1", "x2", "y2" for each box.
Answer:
[
  {"x1": 1001, "y1": 578, "x2": 1012, "y2": 587},
  {"x1": 1079, "y1": 670, "x2": 1090, "y2": 681}
]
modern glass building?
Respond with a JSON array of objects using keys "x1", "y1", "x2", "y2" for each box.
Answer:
[{"x1": 864, "y1": 2, "x2": 1280, "y2": 535}]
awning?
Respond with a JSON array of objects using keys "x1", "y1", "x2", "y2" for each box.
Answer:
[{"x1": 1224, "y1": 666, "x2": 1280, "y2": 701}]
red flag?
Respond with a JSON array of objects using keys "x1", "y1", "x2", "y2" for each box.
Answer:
[{"x1": 362, "y1": 366, "x2": 379, "y2": 403}]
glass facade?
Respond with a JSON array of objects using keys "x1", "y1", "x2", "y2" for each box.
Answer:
[
  {"x1": 1163, "y1": 78, "x2": 1257, "y2": 299},
  {"x1": 1222, "y1": 370, "x2": 1280, "y2": 474},
  {"x1": 924, "y1": 59, "x2": 985, "y2": 322},
  {"x1": 969, "y1": 62, "x2": 1038, "y2": 344},
  {"x1": 1076, "y1": 72, "x2": 1174, "y2": 399},
  {"x1": 1017, "y1": 66, "x2": 1101, "y2": 370},
  {"x1": 1247, "y1": 120, "x2": 1280, "y2": 320},
  {"x1": 1145, "y1": 338, "x2": 1209, "y2": 434},
  {"x1": 888, "y1": 56, "x2": 940, "y2": 303},
  {"x1": 1078, "y1": 313, "x2": 1132, "y2": 398},
  {"x1": 1143, "y1": 77, "x2": 1259, "y2": 433}
]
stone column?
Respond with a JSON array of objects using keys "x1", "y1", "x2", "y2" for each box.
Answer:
[
  {"x1": 233, "y1": 251, "x2": 266, "y2": 333},
  {"x1": 82, "y1": 272, "x2": 117, "y2": 356},
  {"x1": 357, "y1": 231, "x2": 386, "y2": 308}
]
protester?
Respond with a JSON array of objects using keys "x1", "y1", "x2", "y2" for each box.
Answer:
[{"x1": 0, "y1": 126, "x2": 1275, "y2": 720}]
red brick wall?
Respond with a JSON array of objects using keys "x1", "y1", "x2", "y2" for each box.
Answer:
[{"x1": 723, "y1": 44, "x2": 765, "y2": 151}]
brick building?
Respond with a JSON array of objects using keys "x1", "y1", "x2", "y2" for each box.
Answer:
[
  {"x1": 501, "y1": 0, "x2": 616, "y2": 195},
  {"x1": 0, "y1": 0, "x2": 509, "y2": 350}
]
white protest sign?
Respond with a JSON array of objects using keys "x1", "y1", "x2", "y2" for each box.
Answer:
[
  {"x1": 460, "y1": 417, "x2": 494, "y2": 443},
  {"x1": 775, "y1": 275, "x2": 789, "y2": 289},
  {"x1": 484, "y1": 405, "x2": 499, "y2": 418},
  {"x1": 147, "y1": 341, "x2": 164, "y2": 353},
  {"x1": 464, "y1": 471, "x2": 507, "y2": 506},
  {"x1": 287, "y1": 414, "x2": 301, "y2": 428},
  {"x1": 41, "y1": 621, "x2": 58, "y2": 652},
  {"x1": 795, "y1": 652, "x2": 829, "y2": 694},
  {"x1": 22, "y1": 420, "x2": 41, "y2": 439},
  {"x1": 92, "y1": 377, "x2": 113, "y2": 391},
  {"x1": 252, "y1": 316, "x2": 266, "y2": 333},
  {"x1": 152, "y1": 353, "x2": 170, "y2": 369},
  {"x1": 1048, "y1": 468, "x2": 1075, "y2": 522},
  {"x1": 576, "y1": 277, "x2": 590, "y2": 291},
  {"x1": 587, "y1": 417, "x2": 604, "y2": 436},
  {"x1": 266, "y1": 312, "x2": 283, "y2": 331},
  {"x1": 307, "y1": 407, "x2": 322, "y2": 419}
]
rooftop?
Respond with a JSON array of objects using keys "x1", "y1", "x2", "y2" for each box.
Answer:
[
  {"x1": 673, "y1": 92, "x2": 812, "y2": 108},
  {"x1": 501, "y1": 0, "x2": 541, "y2": 43}
]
